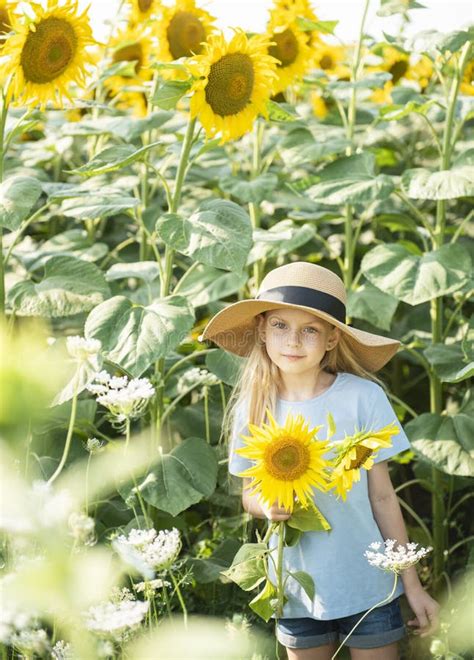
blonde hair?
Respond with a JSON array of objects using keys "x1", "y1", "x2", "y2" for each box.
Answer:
[{"x1": 220, "y1": 312, "x2": 384, "y2": 460}]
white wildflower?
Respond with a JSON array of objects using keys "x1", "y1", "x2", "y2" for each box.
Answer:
[
  {"x1": 66, "y1": 336, "x2": 101, "y2": 362},
  {"x1": 10, "y1": 628, "x2": 50, "y2": 655},
  {"x1": 87, "y1": 374, "x2": 155, "y2": 428},
  {"x1": 97, "y1": 640, "x2": 114, "y2": 658},
  {"x1": 68, "y1": 512, "x2": 95, "y2": 546},
  {"x1": 113, "y1": 527, "x2": 181, "y2": 575},
  {"x1": 364, "y1": 539, "x2": 433, "y2": 574},
  {"x1": 51, "y1": 640, "x2": 74, "y2": 660},
  {"x1": 134, "y1": 578, "x2": 171, "y2": 594},
  {"x1": 177, "y1": 368, "x2": 219, "y2": 396},
  {"x1": 84, "y1": 437, "x2": 105, "y2": 454},
  {"x1": 0, "y1": 481, "x2": 74, "y2": 534},
  {"x1": 84, "y1": 596, "x2": 149, "y2": 642},
  {"x1": 0, "y1": 580, "x2": 38, "y2": 645}
]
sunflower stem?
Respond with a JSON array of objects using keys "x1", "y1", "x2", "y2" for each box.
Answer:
[
  {"x1": 249, "y1": 119, "x2": 264, "y2": 290},
  {"x1": 276, "y1": 521, "x2": 285, "y2": 618},
  {"x1": 0, "y1": 88, "x2": 9, "y2": 318}
]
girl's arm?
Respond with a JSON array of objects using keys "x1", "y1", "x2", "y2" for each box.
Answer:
[
  {"x1": 368, "y1": 461, "x2": 440, "y2": 638},
  {"x1": 241, "y1": 477, "x2": 291, "y2": 521}
]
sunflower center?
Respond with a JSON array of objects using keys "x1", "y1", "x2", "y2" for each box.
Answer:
[
  {"x1": 167, "y1": 11, "x2": 206, "y2": 59},
  {"x1": 319, "y1": 54, "x2": 334, "y2": 70},
  {"x1": 20, "y1": 17, "x2": 78, "y2": 84},
  {"x1": 348, "y1": 445, "x2": 373, "y2": 470},
  {"x1": 264, "y1": 436, "x2": 310, "y2": 481},
  {"x1": 389, "y1": 60, "x2": 408, "y2": 83},
  {"x1": 205, "y1": 52, "x2": 254, "y2": 117},
  {"x1": 0, "y1": 7, "x2": 10, "y2": 35},
  {"x1": 269, "y1": 28, "x2": 299, "y2": 68},
  {"x1": 138, "y1": 0, "x2": 153, "y2": 12},
  {"x1": 113, "y1": 42, "x2": 143, "y2": 74}
]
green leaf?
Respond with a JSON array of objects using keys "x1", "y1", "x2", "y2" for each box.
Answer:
[
  {"x1": 0, "y1": 176, "x2": 43, "y2": 231},
  {"x1": 8, "y1": 256, "x2": 110, "y2": 317},
  {"x1": 19, "y1": 229, "x2": 108, "y2": 271},
  {"x1": 221, "y1": 543, "x2": 268, "y2": 591},
  {"x1": 105, "y1": 262, "x2": 161, "y2": 284},
  {"x1": 248, "y1": 220, "x2": 315, "y2": 264},
  {"x1": 175, "y1": 264, "x2": 247, "y2": 308},
  {"x1": 279, "y1": 128, "x2": 350, "y2": 166},
  {"x1": 52, "y1": 353, "x2": 104, "y2": 407},
  {"x1": 187, "y1": 539, "x2": 241, "y2": 583},
  {"x1": 406, "y1": 413, "x2": 474, "y2": 477},
  {"x1": 219, "y1": 173, "x2": 278, "y2": 204},
  {"x1": 157, "y1": 200, "x2": 253, "y2": 272},
  {"x1": 289, "y1": 570, "x2": 315, "y2": 602},
  {"x1": 361, "y1": 243, "x2": 471, "y2": 305},
  {"x1": 62, "y1": 112, "x2": 172, "y2": 142},
  {"x1": 60, "y1": 194, "x2": 139, "y2": 220},
  {"x1": 424, "y1": 343, "x2": 474, "y2": 383},
  {"x1": 85, "y1": 295, "x2": 195, "y2": 377},
  {"x1": 347, "y1": 282, "x2": 398, "y2": 331},
  {"x1": 327, "y1": 72, "x2": 392, "y2": 91},
  {"x1": 287, "y1": 503, "x2": 331, "y2": 532},
  {"x1": 295, "y1": 17, "x2": 338, "y2": 34},
  {"x1": 68, "y1": 142, "x2": 161, "y2": 177},
  {"x1": 406, "y1": 28, "x2": 474, "y2": 55},
  {"x1": 152, "y1": 79, "x2": 191, "y2": 110},
  {"x1": 205, "y1": 349, "x2": 246, "y2": 387},
  {"x1": 136, "y1": 438, "x2": 218, "y2": 516},
  {"x1": 307, "y1": 153, "x2": 395, "y2": 205},
  {"x1": 249, "y1": 579, "x2": 278, "y2": 622},
  {"x1": 401, "y1": 166, "x2": 474, "y2": 200},
  {"x1": 266, "y1": 100, "x2": 298, "y2": 122},
  {"x1": 380, "y1": 99, "x2": 435, "y2": 121},
  {"x1": 378, "y1": 0, "x2": 426, "y2": 17}
]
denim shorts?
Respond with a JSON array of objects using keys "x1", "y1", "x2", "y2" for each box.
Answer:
[{"x1": 276, "y1": 596, "x2": 406, "y2": 650}]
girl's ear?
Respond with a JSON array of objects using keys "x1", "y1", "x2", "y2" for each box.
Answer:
[{"x1": 326, "y1": 326, "x2": 340, "y2": 351}]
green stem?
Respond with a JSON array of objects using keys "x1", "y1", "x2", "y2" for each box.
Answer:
[
  {"x1": 331, "y1": 573, "x2": 398, "y2": 659},
  {"x1": 249, "y1": 120, "x2": 264, "y2": 290},
  {"x1": 169, "y1": 570, "x2": 188, "y2": 627},
  {"x1": 85, "y1": 451, "x2": 92, "y2": 515},
  {"x1": 0, "y1": 88, "x2": 9, "y2": 318},
  {"x1": 203, "y1": 386, "x2": 210, "y2": 443},
  {"x1": 398, "y1": 498, "x2": 433, "y2": 546},
  {"x1": 48, "y1": 389, "x2": 78, "y2": 484},
  {"x1": 276, "y1": 521, "x2": 285, "y2": 618}
]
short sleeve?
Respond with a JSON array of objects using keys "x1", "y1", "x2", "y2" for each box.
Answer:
[
  {"x1": 228, "y1": 400, "x2": 254, "y2": 477},
  {"x1": 363, "y1": 384, "x2": 412, "y2": 464}
]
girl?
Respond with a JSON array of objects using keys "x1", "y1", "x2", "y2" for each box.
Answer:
[{"x1": 199, "y1": 261, "x2": 439, "y2": 660}]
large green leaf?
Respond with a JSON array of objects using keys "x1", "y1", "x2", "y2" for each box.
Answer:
[
  {"x1": 18, "y1": 229, "x2": 108, "y2": 271},
  {"x1": 248, "y1": 220, "x2": 315, "y2": 264},
  {"x1": 85, "y1": 295, "x2": 195, "y2": 376},
  {"x1": 219, "y1": 173, "x2": 278, "y2": 204},
  {"x1": 347, "y1": 282, "x2": 398, "y2": 331},
  {"x1": 0, "y1": 176, "x2": 43, "y2": 231},
  {"x1": 175, "y1": 264, "x2": 247, "y2": 308},
  {"x1": 289, "y1": 570, "x2": 315, "y2": 602},
  {"x1": 8, "y1": 256, "x2": 110, "y2": 317},
  {"x1": 152, "y1": 79, "x2": 192, "y2": 110},
  {"x1": 279, "y1": 128, "x2": 350, "y2": 166},
  {"x1": 187, "y1": 538, "x2": 241, "y2": 584},
  {"x1": 137, "y1": 438, "x2": 218, "y2": 516},
  {"x1": 406, "y1": 413, "x2": 474, "y2": 477},
  {"x1": 221, "y1": 543, "x2": 268, "y2": 591},
  {"x1": 266, "y1": 100, "x2": 298, "y2": 122},
  {"x1": 205, "y1": 349, "x2": 246, "y2": 386},
  {"x1": 69, "y1": 142, "x2": 161, "y2": 177},
  {"x1": 105, "y1": 262, "x2": 161, "y2": 284},
  {"x1": 249, "y1": 579, "x2": 278, "y2": 622},
  {"x1": 287, "y1": 503, "x2": 331, "y2": 532},
  {"x1": 60, "y1": 194, "x2": 139, "y2": 219},
  {"x1": 401, "y1": 166, "x2": 474, "y2": 200},
  {"x1": 361, "y1": 243, "x2": 471, "y2": 305},
  {"x1": 62, "y1": 111, "x2": 172, "y2": 142},
  {"x1": 156, "y1": 199, "x2": 252, "y2": 272},
  {"x1": 307, "y1": 153, "x2": 395, "y2": 205},
  {"x1": 424, "y1": 343, "x2": 474, "y2": 383}
]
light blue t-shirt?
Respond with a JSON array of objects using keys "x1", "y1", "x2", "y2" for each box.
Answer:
[{"x1": 228, "y1": 371, "x2": 412, "y2": 620}]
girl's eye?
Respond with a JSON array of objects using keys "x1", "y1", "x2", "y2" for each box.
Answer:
[
  {"x1": 304, "y1": 327, "x2": 317, "y2": 334},
  {"x1": 272, "y1": 321, "x2": 286, "y2": 329}
]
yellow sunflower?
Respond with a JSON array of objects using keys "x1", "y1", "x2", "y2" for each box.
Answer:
[
  {"x1": 2, "y1": 0, "x2": 95, "y2": 109},
  {"x1": 236, "y1": 408, "x2": 332, "y2": 513},
  {"x1": 406, "y1": 53, "x2": 434, "y2": 93},
  {"x1": 368, "y1": 44, "x2": 410, "y2": 96},
  {"x1": 311, "y1": 90, "x2": 329, "y2": 118},
  {"x1": 312, "y1": 41, "x2": 350, "y2": 79},
  {"x1": 126, "y1": 0, "x2": 161, "y2": 25},
  {"x1": 187, "y1": 30, "x2": 277, "y2": 143},
  {"x1": 104, "y1": 25, "x2": 154, "y2": 116},
  {"x1": 266, "y1": 8, "x2": 312, "y2": 94},
  {"x1": 156, "y1": 0, "x2": 215, "y2": 63},
  {"x1": 0, "y1": 1, "x2": 12, "y2": 41},
  {"x1": 460, "y1": 58, "x2": 474, "y2": 96},
  {"x1": 272, "y1": 0, "x2": 322, "y2": 49},
  {"x1": 328, "y1": 422, "x2": 399, "y2": 501}
]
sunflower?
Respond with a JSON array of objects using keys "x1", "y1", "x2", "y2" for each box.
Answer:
[
  {"x1": 328, "y1": 422, "x2": 399, "y2": 501},
  {"x1": 187, "y1": 30, "x2": 277, "y2": 143},
  {"x1": 272, "y1": 0, "x2": 322, "y2": 49},
  {"x1": 156, "y1": 0, "x2": 215, "y2": 64},
  {"x1": 236, "y1": 408, "x2": 332, "y2": 513},
  {"x1": 126, "y1": 0, "x2": 161, "y2": 25},
  {"x1": 406, "y1": 54, "x2": 434, "y2": 93},
  {"x1": 266, "y1": 8, "x2": 312, "y2": 94},
  {"x1": 460, "y1": 58, "x2": 474, "y2": 96},
  {"x1": 104, "y1": 25, "x2": 154, "y2": 116},
  {"x1": 2, "y1": 0, "x2": 95, "y2": 109},
  {"x1": 312, "y1": 41, "x2": 350, "y2": 79},
  {"x1": 311, "y1": 90, "x2": 329, "y2": 118},
  {"x1": 0, "y1": 1, "x2": 12, "y2": 41}
]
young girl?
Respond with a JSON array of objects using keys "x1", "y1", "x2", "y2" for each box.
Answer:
[{"x1": 199, "y1": 261, "x2": 439, "y2": 660}]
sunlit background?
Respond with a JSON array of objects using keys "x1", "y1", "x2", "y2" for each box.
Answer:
[{"x1": 82, "y1": 0, "x2": 473, "y2": 41}]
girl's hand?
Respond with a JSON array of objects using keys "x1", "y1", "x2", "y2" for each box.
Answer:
[
  {"x1": 405, "y1": 586, "x2": 440, "y2": 638},
  {"x1": 261, "y1": 500, "x2": 291, "y2": 521}
]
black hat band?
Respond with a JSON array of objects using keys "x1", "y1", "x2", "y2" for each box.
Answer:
[{"x1": 256, "y1": 285, "x2": 346, "y2": 324}]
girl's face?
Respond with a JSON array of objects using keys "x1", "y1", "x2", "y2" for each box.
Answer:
[{"x1": 258, "y1": 308, "x2": 340, "y2": 374}]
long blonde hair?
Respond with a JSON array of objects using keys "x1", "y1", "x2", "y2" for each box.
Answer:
[{"x1": 220, "y1": 312, "x2": 384, "y2": 456}]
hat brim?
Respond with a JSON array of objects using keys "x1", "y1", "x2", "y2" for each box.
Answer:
[{"x1": 199, "y1": 299, "x2": 400, "y2": 373}]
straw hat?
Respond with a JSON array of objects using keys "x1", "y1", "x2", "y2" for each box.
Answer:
[{"x1": 198, "y1": 261, "x2": 400, "y2": 372}]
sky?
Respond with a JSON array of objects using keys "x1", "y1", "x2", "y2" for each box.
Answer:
[{"x1": 82, "y1": 0, "x2": 473, "y2": 42}]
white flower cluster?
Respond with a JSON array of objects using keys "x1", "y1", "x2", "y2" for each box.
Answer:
[
  {"x1": 51, "y1": 640, "x2": 73, "y2": 660},
  {"x1": 177, "y1": 367, "x2": 220, "y2": 397},
  {"x1": 87, "y1": 371, "x2": 155, "y2": 426},
  {"x1": 9, "y1": 628, "x2": 50, "y2": 656},
  {"x1": 66, "y1": 336, "x2": 101, "y2": 362},
  {"x1": 365, "y1": 539, "x2": 433, "y2": 574},
  {"x1": 84, "y1": 593, "x2": 149, "y2": 642},
  {"x1": 134, "y1": 578, "x2": 171, "y2": 594},
  {"x1": 68, "y1": 512, "x2": 95, "y2": 546},
  {"x1": 0, "y1": 582, "x2": 38, "y2": 646},
  {"x1": 113, "y1": 527, "x2": 182, "y2": 576}
]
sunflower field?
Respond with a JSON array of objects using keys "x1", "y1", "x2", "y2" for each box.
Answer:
[{"x1": 0, "y1": 0, "x2": 473, "y2": 658}]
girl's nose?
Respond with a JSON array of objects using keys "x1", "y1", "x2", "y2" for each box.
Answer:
[{"x1": 287, "y1": 329, "x2": 302, "y2": 345}]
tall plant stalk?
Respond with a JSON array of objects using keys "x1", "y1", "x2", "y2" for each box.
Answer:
[
  {"x1": 0, "y1": 86, "x2": 9, "y2": 318},
  {"x1": 249, "y1": 119, "x2": 264, "y2": 290},
  {"x1": 429, "y1": 40, "x2": 471, "y2": 590}
]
